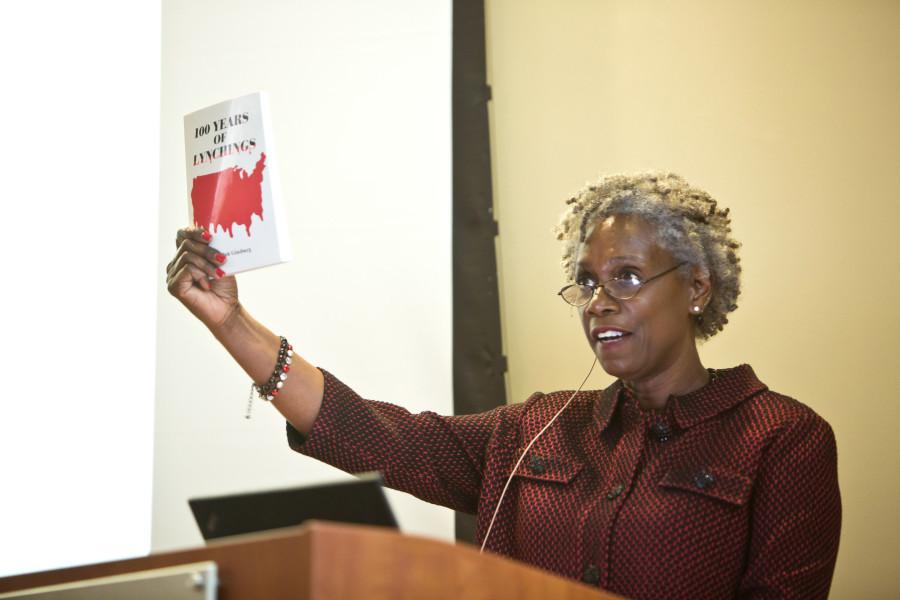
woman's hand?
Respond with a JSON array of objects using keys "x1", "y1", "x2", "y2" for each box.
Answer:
[{"x1": 166, "y1": 227, "x2": 239, "y2": 331}]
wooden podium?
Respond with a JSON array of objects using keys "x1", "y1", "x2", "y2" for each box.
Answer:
[{"x1": 0, "y1": 522, "x2": 623, "y2": 599}]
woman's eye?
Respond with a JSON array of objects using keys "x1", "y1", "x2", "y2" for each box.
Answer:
[
  {"x1": 576, "y1": 276, "x2": 597, "y2": 287},
  {"x1": 619, "y1": 270, "x2": 641, "y2": 284}
]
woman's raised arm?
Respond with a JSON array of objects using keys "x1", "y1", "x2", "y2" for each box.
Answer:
[{"x1": 165, "y1": 227, "x2": 324, "y2": 434}]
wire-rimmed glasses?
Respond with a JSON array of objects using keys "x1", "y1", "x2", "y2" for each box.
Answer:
[{"x1": 558, "y1": 262, "x2": 687, "y2": 307}]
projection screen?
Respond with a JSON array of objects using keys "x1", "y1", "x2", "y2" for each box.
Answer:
[
  {"x1": 0, "y1": 1, "x2": 160, "y2": 577},
  {"x1": 153, "y1": 0, "x2": 453, "y2": 551},
  {"x1": 0, "y1": 0, "x2": 452, "y2": 578}
]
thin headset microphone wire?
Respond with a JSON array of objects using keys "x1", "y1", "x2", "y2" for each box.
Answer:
[{"x1": 479, "y1": 356, "x2": 599, "y2": 554}]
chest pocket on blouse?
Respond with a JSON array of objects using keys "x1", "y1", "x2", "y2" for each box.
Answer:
[
  {"x1": 659, "y1": 465, "x2": 753, "y2": 506},
  {"x1": 512, "y1": 451, "x2": 583, "y2": 485}
]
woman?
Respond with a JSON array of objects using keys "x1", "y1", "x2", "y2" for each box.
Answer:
[{"x1": 167, "y1": 172, "x2": 840, "y2": 599}]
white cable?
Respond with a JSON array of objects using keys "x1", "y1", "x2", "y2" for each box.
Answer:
[{"x1": 479, "y1": 357, "x2": 599, "y2": 553}]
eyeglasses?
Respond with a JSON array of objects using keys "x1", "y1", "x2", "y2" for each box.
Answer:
[{"x1": 558, "y1": 262, "x2": 687, "y2": 307}]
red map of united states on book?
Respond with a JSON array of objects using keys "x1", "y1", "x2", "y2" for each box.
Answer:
[{"x1": 191, "y1": 153, "x2": 266, "y2": 237}]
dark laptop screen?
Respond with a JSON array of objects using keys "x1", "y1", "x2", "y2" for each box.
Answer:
[{"x1": 188, "y1": 472, "x2": 397, "y2": 540}]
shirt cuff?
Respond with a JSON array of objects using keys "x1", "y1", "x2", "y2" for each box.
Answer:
[
  {"x1": 286, "y1": 419, "x2": 307, "y2": 448},
  {"x1": 284, "y1": 367, "x2": 337, "y2": 453}
]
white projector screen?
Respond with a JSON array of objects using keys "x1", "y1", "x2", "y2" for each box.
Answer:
[
  {"x1": 0, "y1": 1, "x2": 160, "y2": 577},
  {"x1": 153, "y1": 0, "x2": 453, "y2": 551}
]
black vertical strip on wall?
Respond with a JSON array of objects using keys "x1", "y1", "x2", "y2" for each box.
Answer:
[{"x1": 452, "y1": 0, "x2": 507, "y2": 544}]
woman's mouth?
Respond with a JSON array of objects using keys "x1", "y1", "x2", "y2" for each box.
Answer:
[{"x1": 592, "y1": 327, "x2": 633, "y2": 347}]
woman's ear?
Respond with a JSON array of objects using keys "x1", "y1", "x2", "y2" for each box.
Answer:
[{"x1": 689, "y1": 264, "x2": 712, "y2": 313}]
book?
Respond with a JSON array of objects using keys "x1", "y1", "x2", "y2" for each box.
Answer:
[{"x1": 183, "y1": 92, "x2": 292, "y2": 275}]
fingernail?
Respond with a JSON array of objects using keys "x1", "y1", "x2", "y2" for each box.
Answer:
[
  {"x1": 215, "y1": 253, "x2": 226, "y2": 264},
  {"x1": 201, "y1": 231, "x2": 212, "y2": 242},
  {"x1": 215, "y1": 268, "x2": 225, "y2": 278}
]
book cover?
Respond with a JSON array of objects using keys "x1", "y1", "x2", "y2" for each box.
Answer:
[{"x1": 183, "y1": 92, "x2": 292, "y2": 275}]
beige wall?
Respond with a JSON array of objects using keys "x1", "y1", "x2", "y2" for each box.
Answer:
[{"x1": 486, "y1": 1, "x2": 900, "y2": 597}]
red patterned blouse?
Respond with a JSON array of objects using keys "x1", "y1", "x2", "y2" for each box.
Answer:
[{"x1": 287, "y1": 364, "x2": 841, "y2": 599}]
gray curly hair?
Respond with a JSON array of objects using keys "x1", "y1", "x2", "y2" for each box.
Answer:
[{"x1": 555, "y1": 172, "x2": 741, "y2": 339}]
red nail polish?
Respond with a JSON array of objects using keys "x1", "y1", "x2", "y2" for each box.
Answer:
[
  {"x1": 215, "y1": 253, "x2": 226, "y2": 263},
  {"x1": 215, "y1": 268, "x2": 225, "y2": 278},
  {"x1": 201, "y1": 231, "x2": 212, "y2": 242}
]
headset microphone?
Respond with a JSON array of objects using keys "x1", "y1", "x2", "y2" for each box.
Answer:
[{"x1": 480, "y1": 356, "x2": 599, "y2": 553}]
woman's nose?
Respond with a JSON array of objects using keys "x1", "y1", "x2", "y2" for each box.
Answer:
[{"x1": 586, "y1": 286, "x2": 620, "y2": 316}]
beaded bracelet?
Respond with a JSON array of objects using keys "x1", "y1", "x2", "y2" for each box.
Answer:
[{"x1": 245, "y1": 336, "x2": 293, "y2": 419}]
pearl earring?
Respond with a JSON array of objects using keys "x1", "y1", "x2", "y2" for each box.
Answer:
[{"x1": 693, "y1": 306, "x2": 701, "y2": 313}]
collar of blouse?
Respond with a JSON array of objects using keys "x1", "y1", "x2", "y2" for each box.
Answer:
[{"x1": 593, "y1": 364, "x2": 768, "y2": 432}]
